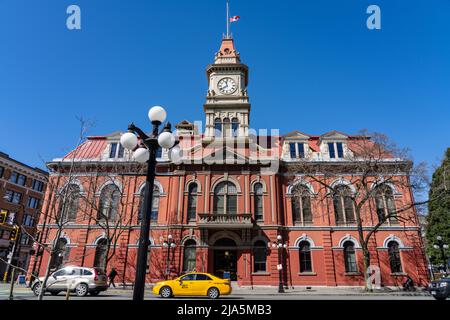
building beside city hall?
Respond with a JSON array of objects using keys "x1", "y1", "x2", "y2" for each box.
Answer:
[{"x1": 30, "y1": 35, "x2": 429, "y2": 288}]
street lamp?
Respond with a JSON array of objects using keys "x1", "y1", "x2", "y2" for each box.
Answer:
[
  {"x1": 120, "y1": 105, "x2": 178, "y2": 301},
  {"x1": 269, "y1": 234, "x2": 288, "y2": 293},
  {"x1": 432, "y1": 235, "x2": 449, "y2": 274},
  {"x1": 162, "y1": 234, "x2": 176, "y2": 279}
]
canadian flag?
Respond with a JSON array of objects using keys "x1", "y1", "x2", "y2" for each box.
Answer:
[{"x1": 230, "y1": 16, "x2": 240, "y2": 22}]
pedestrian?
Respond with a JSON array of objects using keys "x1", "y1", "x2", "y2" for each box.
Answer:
[{"x1": 108, "y1": 267, "x2": 118, "y2": 288}]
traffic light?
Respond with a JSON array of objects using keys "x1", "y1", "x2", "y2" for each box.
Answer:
[
  {"x1": 9, "y1": 225, "x2": 19, "y2": 241},
  {"x1": 0, "y1": 210, "x2": 7, "y2": 224}
]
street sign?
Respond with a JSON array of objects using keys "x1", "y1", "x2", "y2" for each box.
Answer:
[{"x1": 277, "y1": 264, "x2": 283, "y2": 271}]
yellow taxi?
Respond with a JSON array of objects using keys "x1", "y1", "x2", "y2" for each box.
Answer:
[{"x1": 152, "y1": 272, "x2": 232, "y2": 299}]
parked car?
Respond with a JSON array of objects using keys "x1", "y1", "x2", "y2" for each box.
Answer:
[
  {"x1": 428, "y1": 276, "x2": 450, "y2": 301},
  {"x1": 31, "y1": 266, "x2": 108, "y2": 297},
  {"x1": 152, "y1": 272, "x2": 232, "y2": 299}
]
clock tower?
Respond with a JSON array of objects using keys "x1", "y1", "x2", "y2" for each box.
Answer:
[{"x1": 203, "y1": 37, "x2": 251, "y2": 142}]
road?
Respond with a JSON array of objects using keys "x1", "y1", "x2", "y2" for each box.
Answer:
[{"x1": 0, "y1": 286, "x2": 436, "y2": 300}]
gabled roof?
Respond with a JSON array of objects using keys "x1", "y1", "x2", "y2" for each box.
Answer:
[
  {"x1": 319, "y1": 130, "x2": 349, "y2": 141},
  {"x1": 283, "y1": 130, "x2": 311, "y2": 140}
]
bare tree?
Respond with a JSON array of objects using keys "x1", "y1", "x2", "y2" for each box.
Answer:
[{"x1": 287, "y1": 130, "x2": 444, "y2": 289}]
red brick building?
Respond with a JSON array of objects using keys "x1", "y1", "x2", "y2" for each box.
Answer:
[{"x1": 30, "y1": 37, "x2": 429, "y2": 288}]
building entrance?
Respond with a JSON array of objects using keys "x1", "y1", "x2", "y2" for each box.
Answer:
[{"x1": 213, "y1": 238, "x2": 237, "y2": 281}]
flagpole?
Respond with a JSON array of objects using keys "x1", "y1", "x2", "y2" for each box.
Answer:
[{"x1": 226, "y1": 0, "x2": 230, "y2": 38}]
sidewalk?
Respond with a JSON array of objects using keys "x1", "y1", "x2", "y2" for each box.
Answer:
[{"x1": 1, "y1": 283, "x2": 430, "y2": 297}]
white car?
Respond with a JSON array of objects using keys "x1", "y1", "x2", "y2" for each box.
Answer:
[{"x1": 31, "y1": 266, "x2": 109, "y2": 297}]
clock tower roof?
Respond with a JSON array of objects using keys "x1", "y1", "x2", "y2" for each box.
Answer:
[{"x1": 214, "y1": 37, "x2": 241, "y2": 64}]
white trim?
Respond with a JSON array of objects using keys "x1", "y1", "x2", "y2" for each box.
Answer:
[
  {"x1": 185, "y1": 179, "x2": 202, "y2": 193},
  {"x1": 370, "y1": 180, "x2": 401, "y2": 196},
  {"x1": 181, "y1": 235, "x2": 198, "y2": 246},
  {"x1": 98, "y1": 180, "x2": 122, "y2": 195},
  {"x1": 137, "y1": 180, "x2": 164, "y2": 195},
  {"x1": 251, "y1": 235, "x2": 269, "y2": 246},
  {"x1": 287, "y1": 179, "x2": 315, "y2": 195},
  {"x1": 93, "y1": 233, "x2": 108, "y2": 245},
  {"x1": 382, "y1": 234, "x2": 405, "y2": 248},
  {"x1": 208, "y1": 231, "x2": 242, "y2": 246},
  {"x1": 330, "y1": 178, "x2": 356, "y2": 194},
  {"x1": 293, "y1": 234, "x2": 316, "y2": 247},
  {"x1": 210, "y1": 176, "x2": 242, "y2": 193},
  {"x1": 338, "y1": 234, "x2": 361, "y2": 248}
]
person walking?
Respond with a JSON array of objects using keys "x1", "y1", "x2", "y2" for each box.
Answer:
[{"x1": 108, "y1": 268, "x2": 118, "y2": 288}]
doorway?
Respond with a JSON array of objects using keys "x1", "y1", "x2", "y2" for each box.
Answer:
[{"x1": 213, "y1": 238, "x2": 238, "y2": 281}]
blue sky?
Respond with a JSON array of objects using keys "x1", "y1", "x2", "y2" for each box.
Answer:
[{"x1": 0, "y1": 0, "x2": 449, "y2": 172}]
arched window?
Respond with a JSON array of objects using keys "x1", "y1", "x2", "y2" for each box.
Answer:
[
  {"x1": 59, "y1": 184, "x2": 80, "y2": 222},
  {"x1": 187, "y1": 183, "x2": 198, "y2": 221},
  {"x1": 343, "y1": 241, "x2": 357, "y2": 272},
  {"x1": 253, "y1": 183, "x2": 264, "y2": 221},
  {"x1": 94, "y1": 238, "x2": 108, "y2": 270},
  {"x1": 213, "y1": 181, "x2": 237, "y2": 214},
  {"x1": 253, "y1": 240, "x2": 267, "y2": 272},
  {"x1": 214, "y1": 118, "x2": 222, "y2": 137},
  {"x1": 388, "y1": 241, "x2": 402, "y2": 273},
  {"x1": 138, "y1": 185, "x2": 160, "y2": 223},
  {"x1": 291, "y1": 185, "x2": 313, "y2": 224},
  {"x1": 223, "y1": 118, "x2": 231, "y2": 137},
  {"x1": 333, "y1": 185, "x2": 355, "y2": 224},
  {"x1": 375, "y1": 185, "x2": 397, "y2": 223},
  {"x1": 231, "y1": 118, "x2": 239, "y2": 137},
  {"x1": 50, "y1": 238, "x2": 69, "y2": 270},
  {"x1": 98, "y1": 184, "x2": 120, "y2": 221},
  {"x1": 299, "y1": 241, "x2": 312, "y2": 273},
  {"x1": 183, "y1": 240, "x2": 197, "y2": 272}
]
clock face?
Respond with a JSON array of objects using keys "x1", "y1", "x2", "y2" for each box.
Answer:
[{"x1": 217, "y1": 77, "x2": 237, "y2": 94}]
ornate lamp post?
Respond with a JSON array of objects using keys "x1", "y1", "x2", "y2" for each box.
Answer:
[
  {"x1": 269, "y1": 235, "x2": 288, "y2": 293},
  {"x1": 120, "y1": 106, "x2": 180, "y2": 301},
  {"x1": 433, "y1": 236, "x2": 449, "y2": 274},
  {"x1": 162, "y1": 234, "x2": 176, "y2": 278}
]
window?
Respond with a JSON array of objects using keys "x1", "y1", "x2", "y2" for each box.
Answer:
[
  {"x1": 50, "y1": 238, "x2": 69, "y2": 270},
  {"x1": 299, "y1": 241, "x2": 312, "y2": 273},
  {"x1": 20, "y1": 234, "x2": 30, "y2": 245},
  {"x1": 333, "y1": 185, "x2": 355, "y2": 224},
  {"x1": 328, "y1": 142, "x2": 344, "y2": 159},
  {"x1": 223, "y1": 118, "x2": 231, "y2": 137},
  {"x1": 98, "y1": 184, "x2": 120, "y2": 221},
  {"x1": 343, "y1": 241, "x2": 357, "y2": 272},
  {"x1": 253, "y1": 183, "x2": 264, "y2": 221},
  {"x1": 22, "y1": 214, "x2": 35, "y2": 227},
  {"x1": 94, "y1": 238, "x2": 108, "y2": 270},
  {"x1": 196, "y1": 274, "x2": 212, "y2": 281},
  {"x1": 213, "y1": 182, "x2": 237, "y2": 214},
  {"x1": 82, "y1": 269, "x2": 93, "y2": 275},
  {"x1": 388, "y1": 241, "x2": 402, "y2": 273},
  {"x1": 4, "y1": 190, "x2": 22, "y2": 204},
  {"x1": 253, "y1": 241, "x2": 267, "y2": 272},
  {"x1": 156, "y1": 147, "x2": 162, "y2": 158},
  {"x1": 231, "y1": 118, "x2": 239, "y2": 137},
  {"x1": 289, "y1": 143, "x2": 306, "y2": 159},
  {"x1": 375, "y1": 185, "x2": 397, "y2": 223},
  {"x1": 214, "y1": 118, "x2": 222, "y2": 137},
  {"x1": 289, "y1": 143, "x2": 296, "y2": 158},
  {"x1": 9, "y1": 172, "x2": 26, "y2": 186},
  {"x1": 187, "y1": 183, "x2": 198, "y2": 221},
  {"x1": 183, "y1": 240, "x2": 197, "y2": 272},
  {"x1": 0, "y1": 166, "x2": 4, "y2": 178},
  {"x1": 53, "y1": 269, "x2": 67, "y2": 277},
  {"x1": 32, "y1": 180, "x2": 45, "y2": 192},
  {"x1": 27, "y1": 197, "x2": 40, "y2": 209},
  {"x1": 109, "y1": 143, "x2": 125, "y2": 159},
  {"x1": 181, "y1": 274, "x2": 196, "y2": 281},
  {"x1": 138, "y1": 185, "x2": 160, "y2": 223},
  {"x1": 291, "y1": 185, "x2": 313, "y2": 224},
  {"x1": 59, "y1": 184, "x2": 80, "y2": 222}
]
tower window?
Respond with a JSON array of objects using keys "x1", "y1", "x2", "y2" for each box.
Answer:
[
  {"x1": 231, "y1": 118, "x2": 239, "y2": 137},
  {"x1": 214, "y1": 118, "x2": 222, "y2": 137},
  {"x1": 223, "y1": 118, "x2": 231, "y2": 137}
]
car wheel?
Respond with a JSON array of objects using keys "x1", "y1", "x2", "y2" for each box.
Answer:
[
  {"x1": 90, "y1": 291, "x2": 100, "y2": 296},
  {"x1": 207, "y1": 287, "x2": 220, "y2": 299},
  {"x1": 433, "y1": 295, "x2": 447, "y2": 301},
  {"x1": 32, "y1": 283, "x2": 42, "y2": 296},
  {"x1": 160, "y1": 286, "x2": 173, "y2": 298},
  {"x1": 75, "y1": 283, "x2": 89, "y2": 297}
]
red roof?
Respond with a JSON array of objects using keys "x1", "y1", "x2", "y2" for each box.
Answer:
[{"x1": 64, "y1": 137, "x2": 107, "y2": 160}]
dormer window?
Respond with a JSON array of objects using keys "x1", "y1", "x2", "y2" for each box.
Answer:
[
  {"x1": 109, "y1": 143, "x2": 125, "y2": 159},
  {"x1": 289, "y1": 143, "x2": 305, "y2": 159},
  {"x1": 328, "y1": 142, "x2": 344, "y2": 159}
]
